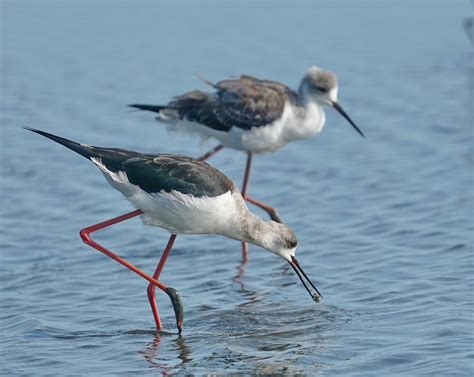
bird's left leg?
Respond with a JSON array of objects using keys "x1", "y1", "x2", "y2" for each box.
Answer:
[{"x1": 79, "y1": 210, "x2": 183, "y2": 333}]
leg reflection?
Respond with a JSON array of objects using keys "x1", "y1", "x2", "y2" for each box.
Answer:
[
  {"x1": 232, "y1": 257, "x2": 248, "y2": 290},
  {"x1": 141, "y1": 334, "x2": 192, "y2": 371}
]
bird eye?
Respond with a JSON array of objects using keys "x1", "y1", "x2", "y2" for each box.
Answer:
[
  {"x1": 286, "y1": 238, "x2": 297, "y2": 248},
  {"x1": 316, "y1": 86, "x2": 328, "y2": 93}
]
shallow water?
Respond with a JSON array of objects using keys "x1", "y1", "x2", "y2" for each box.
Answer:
[{"x1": 1, "y1": 1, "x2": 473, "y2": 375}]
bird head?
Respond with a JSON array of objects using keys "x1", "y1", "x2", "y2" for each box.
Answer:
[
  {"x1": 299, "y1": 66, "x2": 364, "y2": 138},
  {"x1": 262, "y1": 221, "x2": 322, "y2": 302}
]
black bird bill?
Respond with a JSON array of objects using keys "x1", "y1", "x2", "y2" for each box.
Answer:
[
  {"x1": 289, "y1": 256, "x2": 322, "y2": 302},
  {"x1": 332, "y1": 101, "x2": 365, "y2": 138}
]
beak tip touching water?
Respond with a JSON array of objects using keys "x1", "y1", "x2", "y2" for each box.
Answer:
[
  {"x1": 311, "y1": 292, "x2": 322, "y2": 303},
  {"x1": 289, "y1": 256, "x2": 322, "y2": 303}
]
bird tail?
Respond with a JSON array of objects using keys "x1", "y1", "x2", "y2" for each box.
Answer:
[
  {"x1": 128, "y1": 104, "x2": 166, "y2": 114},
  {"x1": 24, "y1": 127, "x2": 93, "y2": 160}
]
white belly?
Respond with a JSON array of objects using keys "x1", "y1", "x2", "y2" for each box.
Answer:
[
  {"x1": 91, "y1": 157, "x2": 242, "y2": 236},
  {"x1": 128, "y1": 189, "x2": 240, "y2": 235}
]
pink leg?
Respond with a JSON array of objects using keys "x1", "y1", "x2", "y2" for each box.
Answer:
[
  {"x1": 79, "y1": 210, "x2": 183, "y2": 332},
  {"x1": 147, "y1": 234, "x2": 178, "y2": 331},
  {"x1": 245, "y1": 195, "x2": 282, "y2": 223},
  {"x1": 240, "y1": 152, "x2": 253, "y2": 262},
  {"x1": 196, "y1": 144, "x2": 224, "y2": 161}
]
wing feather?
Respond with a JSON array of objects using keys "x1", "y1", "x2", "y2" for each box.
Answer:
[
  {"x1": 214, "y1": 75, "x2": 298, "y2": 130},
  {"x1": 165, "y1": 75, "x2": 298, "y2": 131},
  {"x1": 92, "y1": 151, "x2": 234, "y2": 197}
]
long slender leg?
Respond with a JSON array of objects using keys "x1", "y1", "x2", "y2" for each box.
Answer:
[
  {"x1": 240, "y1": 152, "x2": 253, "y2": 262},
  {"x1": 79, "y1": 210, "x2": 183, "y2": 332},
  {"x1": 196, "y1": 144, "x2": 224, "y2": 161},
  {"x1": 241, "y1": 152, "x2": 253, "y2": 196},
  {"x1": 147, "y1": 234, "x2": 177, "y2": 331},
  {"x1": 79, "y1": 210, "x2": 165, "y2": 287},
  {"x1": 245, "y1": 195, "x2": 283, "y2": 223}
]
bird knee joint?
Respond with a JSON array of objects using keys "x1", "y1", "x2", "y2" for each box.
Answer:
[
  {"x1": 79, "y1": 228, "x2": 91, "y2": 243},
  {"x1": 147, "y1": 284, "x2": 156, "y2": 298}
]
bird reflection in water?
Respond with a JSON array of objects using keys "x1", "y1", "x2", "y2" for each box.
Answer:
[
  {"x1": 232, "y1": 255, "x2": 248, "y2": 288},
  {"x1": 140, "y1": 333, "x2": 192, "y2": 371}
]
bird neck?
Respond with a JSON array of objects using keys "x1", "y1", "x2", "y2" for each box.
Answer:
[
  {"x1": 240, "y1": 212, "x2": 274, "y2": 249},
  {"x1": 292, "y1": 85, "x2": 325, "y2": 135},
  {"x1": 221, "y1": 195, "x2": 274, "y2": 251},
  {"x1": 236, "y1": 210, "x2": 289, "y2": 256}
]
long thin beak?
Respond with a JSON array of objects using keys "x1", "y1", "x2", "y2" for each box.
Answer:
[
  {"x1": 332, "y1": 101, "x2": 365, "y2": 138},
  {"x1": 289, "y1": 256, "x2": 322, "y2": 302}
]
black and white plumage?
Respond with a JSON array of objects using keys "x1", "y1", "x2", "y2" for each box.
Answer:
[
  {"x1": 25, "y1": 127, "x2": 326, "y2": 335},
  {"x1": 129, "y1": 67, "x2": 364, "y2": 154},
  {"x1": 25, "y1": 127, "x2": 323, "y2": 304}
]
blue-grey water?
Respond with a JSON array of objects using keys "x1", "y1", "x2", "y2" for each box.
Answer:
[{"x1": 1, "y1": 1, "x2": 473, "y2": 375}]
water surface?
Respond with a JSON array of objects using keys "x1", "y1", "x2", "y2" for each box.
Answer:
[{"x1": 1, "y1": 1, "x2": 473, "y2": 375}]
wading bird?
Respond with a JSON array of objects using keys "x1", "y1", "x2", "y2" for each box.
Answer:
[
  {"x1": 26, "y1": 127, "x2": 321, "y2": 333},
  {"x1": 129, "y1": 66, "x2": 364, "y2": 259}
]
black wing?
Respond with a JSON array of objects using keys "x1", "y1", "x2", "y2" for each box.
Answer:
[
  {"x1": 26, "y1": 128, "x2": 234, "y2": 197},
  {"x1": 121, "y1": 154, "x2": 233, "y2": 197}
]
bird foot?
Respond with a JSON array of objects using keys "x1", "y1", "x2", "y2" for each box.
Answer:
[
  {"x1": 269, "y1": 210, "x2": 283, "y2": 223},
  {"x1": 165, "y1": 287, "x2": 184, "y2": 333}
]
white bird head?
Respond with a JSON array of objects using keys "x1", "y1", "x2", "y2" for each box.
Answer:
[
  {"x1": 300, "y1": 66, "x2": 339, "y2": 106},
  {"x1": 260, "y1": 221, "x2": 297, "y2": 260},
  {"x1": 299, "y1": 66, "x2": 365, "y2": 138}
]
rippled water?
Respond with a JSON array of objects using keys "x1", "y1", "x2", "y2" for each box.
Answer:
[{"x1": 1, "y1": 1, "x2": 473, "y2": 375}]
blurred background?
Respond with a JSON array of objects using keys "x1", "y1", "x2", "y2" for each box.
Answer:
[{"x1": 1, "y1": 1, "x2": 472, "y2": 375}]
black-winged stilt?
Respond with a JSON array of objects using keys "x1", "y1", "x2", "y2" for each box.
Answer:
[
  {"x1": 129, "y1": 67, "x2": 364, "y2": 259},
  {"x1": 26, "y1": 127, "x2": 321, "y2": 333}
]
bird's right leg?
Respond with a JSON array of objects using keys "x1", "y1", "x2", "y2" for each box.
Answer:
[
  {"x1": 79, "y1": 210, "x2": 183, "y2": 333},
  {"x1": 146, "y1": 234, "x2": 183, "y2": 332}
]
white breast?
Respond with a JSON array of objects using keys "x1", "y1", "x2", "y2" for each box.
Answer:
[{"x1": 239, "y1": 102, "x2": 326, "y2": 153}]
